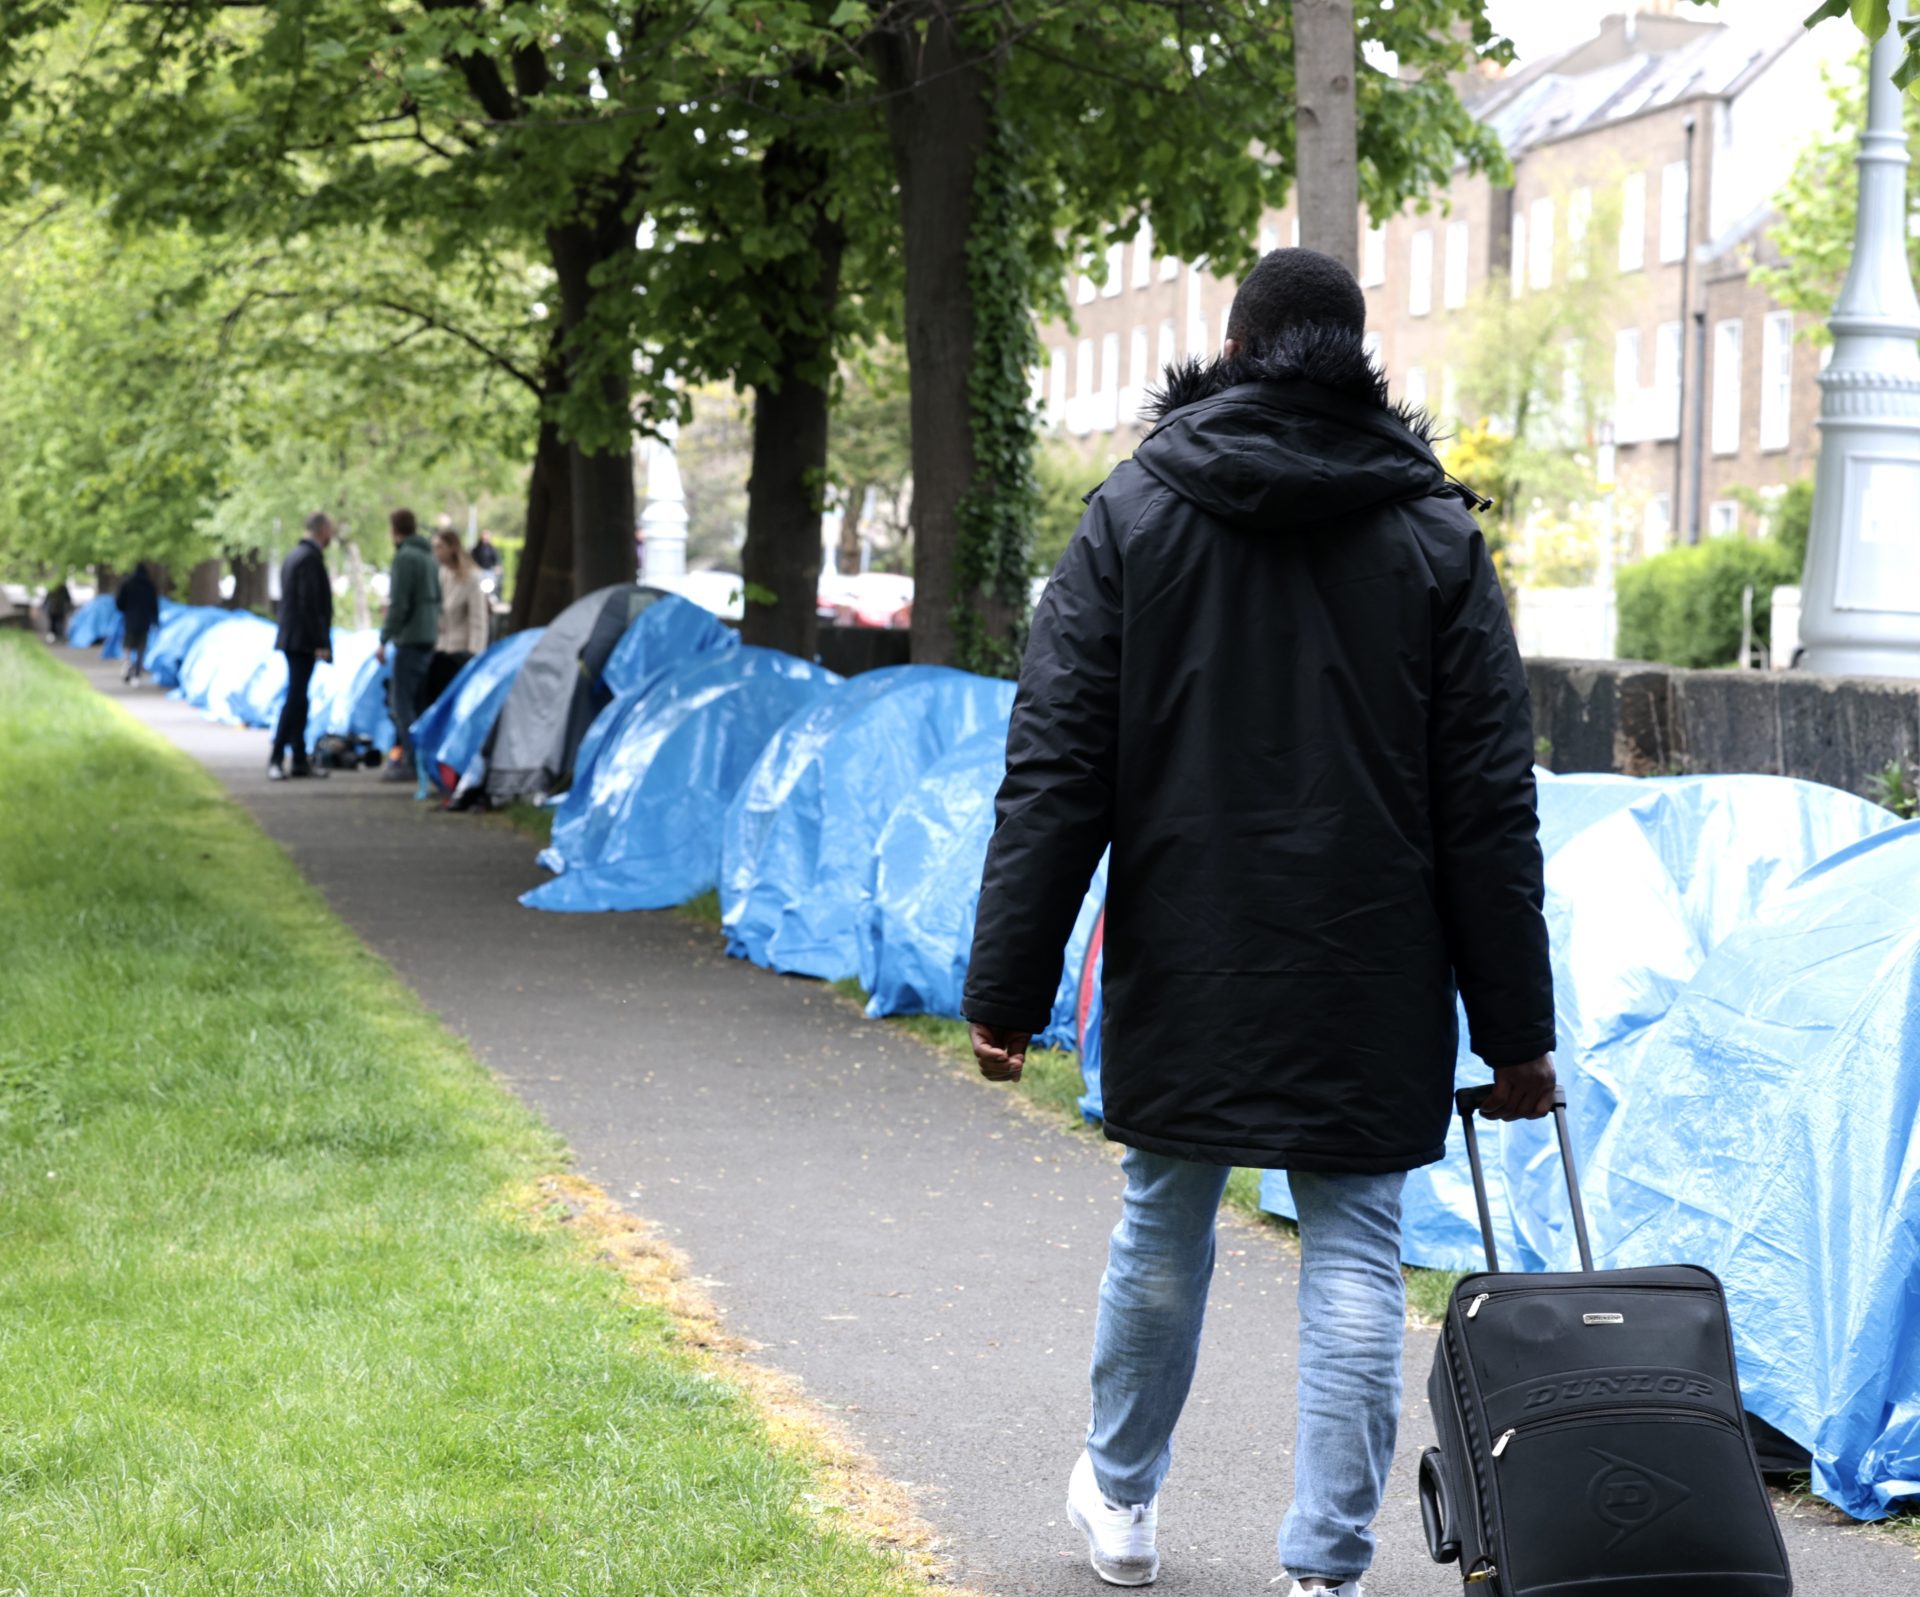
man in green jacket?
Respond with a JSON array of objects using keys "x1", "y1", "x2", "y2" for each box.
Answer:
[{"x1": 376, "y1": 507, "x2": 441, "y2": 781}]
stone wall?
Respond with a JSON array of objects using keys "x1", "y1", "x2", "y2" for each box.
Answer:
[{"x1": 1527, "y1": 656, "x2": 1920, "y2": 797}]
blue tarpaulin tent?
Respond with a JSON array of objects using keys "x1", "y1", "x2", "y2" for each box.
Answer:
[
  {"x1": 853, "y1": 733, "x2": 1105, "y2": 1045},
  {"x1": 721, "y1": 666, "x2": 1016, "y2": 980},
  {"x1": 305, "y1": 630, "x2": 393, "y2": 754},
  {"x1": 101, "y1": 597, "x2": 184, "y2": 661},
  {"x1": 145, "y1": 606, "x2": 233, "y2": 688},
  {"x1": 411, "y1": 628, "x2": 544, "y2": 793},
  {"x1": 600, "y1": 592, "x2": 737, "y2": 698},
  {"x1": 65, "y1": 593, "x2": 120, "y2": 647},
  {"x1": 173, "y1": 614, "x2": 277, "y2": 723},
  {"x1": 525, "y1": 647, "x2": 839, "y2": 913}
]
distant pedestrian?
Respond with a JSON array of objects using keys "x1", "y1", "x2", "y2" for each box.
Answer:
[
  {"x1": 269, "y1": 513, "x2": 335, "y2": 781},
  {"x1": 470, "y1": 527, "x2": 500, "y2": 571},
  {"x1": 42, "y1": 579, "x2": 73, "y2": 644},
  {"x1": 964, "y1": 249, "x2": 1556, "y2": 1596},
  {"x1": 424, "y1": 526, "x2": 489, "y2": 710},
  {"x1": 376, "y1": 507, "x2": 440, "y2": 782},
  {"x1": 115, "y1": 562, "x2": 161, "y2": 683}
]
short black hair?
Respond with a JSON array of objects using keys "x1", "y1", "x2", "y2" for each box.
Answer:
[
  {"x1": 390, "y1": 507, "x2": 417, "y2": 539},
  {"x1": 1225, "y1": 247, "x2": 1367, "y2": 349}
]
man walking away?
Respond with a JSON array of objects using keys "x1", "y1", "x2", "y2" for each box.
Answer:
[
  {"x1": 376, "y1": 507, "x2": 440, "y2": 782},
  {"x1": 42, "y1": 578, "x2": 73, "y2": 644},
  {"x1": 269, "y1": 513, "x2": 335, "y2": 781},
  {"x1": 115, "y1": 562, "x2": 160, "y2": 683},
  {"x1": 962, "y1": 249, "x2": 1557, "y2": 1596}
]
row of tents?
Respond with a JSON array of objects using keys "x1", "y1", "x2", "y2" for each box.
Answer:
[{"x1": 63, "y1": 581, "x2": 1920, "y2": 1523}]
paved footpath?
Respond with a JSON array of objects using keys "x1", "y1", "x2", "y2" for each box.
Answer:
[{"x1": 87, "y1": 653, "x2": 1917, "y2": 1595}]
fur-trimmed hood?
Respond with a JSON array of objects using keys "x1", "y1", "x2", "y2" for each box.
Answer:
[{"x1": 1132, "y1": 323, "x2": 1462, "y2": 534}]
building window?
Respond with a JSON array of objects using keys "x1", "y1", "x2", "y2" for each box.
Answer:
[
  {"x1": 1290, "y1": 215, "x2": 1301, "y2": 248},
  {"x1": 1185, "y1": 267, "x2": 1207, "y2": 359},
  {"x1": 1440, "y1": 365, "x2": 1460, "y2": 424},
  {"x1": 1405, "y1": 365, "x2": 1429, "y2": 412},
  {"x1": 1644, "y1": 492, "x2": 1673, "y2": 552},
  {"x1": 1510, "y1": 210, "x2": 1527, "y2": 297},
  {"x1": 1072, "y1": 337, "x2": 1094, "y2": 434},
  {"x1": 1077, "y1": 255, "x2": 1096, "y2": 305},
  {"x1": 1409, "y1": 228, "x2": 1434, "y2": 317},
  {"x1": 1132, "y1": 220, "x2": 1154, "y2": 288},
  {"x1": 1708, "y1": 500, "x2": 1741, "y2": 538},
  {"x1": 1047, "y1": 348, "x2": 1067, "y2": 422},
  {"x1": 1443, "y1": 220, "x2": 1470, "y2": 310},
  {"x1": 1160, "y1": 252, "x2": 1180, "y2": 282},
  {"x1": 1614, "y1": 327, "x2": 1644, "y2": 442},
  {"x1": 1761, "y1": 310, "x2": 1793, "y2": 451},
  {"x1": 1156, "y1": 319, "x2": 1176, "y2": 379},
  {"x1": 1712, "y1": 318, "x2": 1744, "y2": 456},
  {"x1": 1568, "y1": 186, "x2": 1593, "y2": 279},
  {"x1": 1652, "y1": 321, "x2": 1683, "y2": 441},
  {"x1": 1660, "y1": 160, "x2": 1690, "y2": 265},
  {"x1": 1259, "y1": 221, "x2": 1278, "y2": 255},
  {"x1": 1126, "y1": 325, "x2": 1148, "y2": 420},
  {"x1": 1620, "y1": 171, "x2": 1647, "y2": 272},
  {"x1": 1362, "y1": 329, "x2": 1383, "y2": 364},
  {"x1": 1529, "y1": 196, "x2": 1555, "y2": 290},
  {"x1": 1102, "y1": 242, "x2": 1124, "y2": 297},
  {"x1": 1099, "y1": 332, "x2": 1120, "y2": 430},
  {"x1": 1361, "y1": 221, "x2": 1387, "y2": 287}
]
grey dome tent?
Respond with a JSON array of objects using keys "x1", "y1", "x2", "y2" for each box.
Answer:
[{"x1": 484, "y1": 584, "x2": 665, "y2": 804}]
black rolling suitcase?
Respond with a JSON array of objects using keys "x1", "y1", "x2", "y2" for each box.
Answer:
[{"x1": 1418, "y1": 1085, "x2": 1792, "y2": 1595}]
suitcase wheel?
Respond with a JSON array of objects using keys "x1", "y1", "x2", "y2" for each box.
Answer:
[{"x1": 1417, "y1": 1446, "x2": 1461, "y2": 1565}]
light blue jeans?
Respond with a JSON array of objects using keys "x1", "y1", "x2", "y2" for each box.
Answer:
[{"x1": 1086, "y1": 1147, "x2": 1406, "y2": 1584}]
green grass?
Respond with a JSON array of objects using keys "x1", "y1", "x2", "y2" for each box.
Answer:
[
  {"x1": 825, "y1": 984, "x2": 1466, "y2": 1324},
  {"x1": 0, "y1": 635, "x2": 918, "y2": 1597}
]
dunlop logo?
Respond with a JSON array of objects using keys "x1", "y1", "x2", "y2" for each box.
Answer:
[
  {"x1": 1583, "y1": 1312, "x2": 1626, "y2": 1325},
  {"x1": 1524, "y1": 1374, "x2": 1716, "y2": 1410}
]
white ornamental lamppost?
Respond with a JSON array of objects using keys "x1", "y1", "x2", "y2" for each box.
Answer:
[
  {"x1": 639, "y1": 417, "x2": 689, "y2": 589},
  {"x1": 1799, "y1": 0, "x2": 1920, "y2": 677}
]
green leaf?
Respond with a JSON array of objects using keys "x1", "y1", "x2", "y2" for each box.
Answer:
[{"x1": 1804, "y1": 0, "x2": 1857, "y2": 25}]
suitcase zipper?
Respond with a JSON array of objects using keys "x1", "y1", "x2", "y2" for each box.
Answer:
[
  {"x1": 1465, "y1": 1292, "x2": 1490, "y2": 1319},
  {"x1": 1490, "y1": 1402, "x2": 1746, "y2": 1464}
]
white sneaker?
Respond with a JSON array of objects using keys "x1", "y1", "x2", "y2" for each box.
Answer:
[
  {"x1": 1286, "y1": 1582, "x2": 1365, "y2": 1597},
  {"x1": 1066, "y1": 1449, "x2": 1160, "y2": 1586}
]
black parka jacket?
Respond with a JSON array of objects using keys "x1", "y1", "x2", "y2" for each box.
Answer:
[
  {"x1": 276, "y1": 537, "x2": 334, "y2": 656},
  {"x1": 964, "y1": 329, "x2": 1554, "y2": 1173}
]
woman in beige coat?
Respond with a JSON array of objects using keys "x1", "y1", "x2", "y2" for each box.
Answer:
[{"x1": 424, "y1": 527, "x2": 491, "y2": 708}]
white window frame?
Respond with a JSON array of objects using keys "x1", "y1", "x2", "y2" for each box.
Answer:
[
  {"x1": 1126, "y1": 325, "x2": 1148, "y2": 418},
  {"x1": 1077, "y1": 255, "x2": 1096, "y2": 305},
  {"x1": 1184, "y1": 266, "x2": 1207, "y2": 360},
  {"x1": 1409, "y1": 228, "x2": 1435, "y2": 317},
  {"x1": 1711, "y1": 318, "x2": 1744, "y2": 456},
  {"x1": 1099, "y1": 332, "x2": 1120, "y2": 430},
  {"x1": 1652, "y1": 321, "x2": 1683, "y2": 442},
  {"x1": 1360, "y1": 222, "x2": 1387, "y2": 288},
  {"x1": 1160, "y1": 252, "x2": 1181, "y2": 282},
  {"x1": 1644, "y1": 492, "x2": 1673, "y2": 551},
  {"x1": 1290, "y1": 215, "x2": 1301, "y2": 248},
  {"x1": 1156, "y1": 319, "x2": 1177, "y2": 380},
  {"x1": 1258, "y1": 222, "x2": 1278, "y2": 256},
  {"x1": 1528, "y1": 196, "x2": 1555, "y2": 290},
  {"x1": 1405, "y1": 365, "x2": 1429, "y2": 413},
  {"x1": 1620, "y1": 171, "x2": 1647, "y2": 272},
  {"x1": 1443, "y1": 219, "x2": 1470, "y2": 310},
  {"x1": 1362, "y1": 329, "x2": 1383, "y2": 365},
  {"x1": 1568, "y1": 186, "x2": 1593, "y2": 280},
  {"x1": 1071, "y1": 337, "x2": 1094, "y2": 434},
  {"x1": 1708, "y1": 500, "x2": 1741, "y2": 538},
  {"x1": 1760, "y1": 310, "x2": 1793, "y2": 452},
  {"x1": 1440, "y1": 365, "x2": 1460, "y2": 424},
  {"x1": 1510, "y1": 209, "x2": 1527, "y2": 297},
  {"x1": 1102, "y1": 242, "x2": 1124, "y2": 297},
  {"x1": 1047, "y1": 348, "x2": 1068, "y2": 423},
  {"x1": 1132, "y1": 220, "x2": 1154, "y2": 288},
  {"x1": 1614, "y1": 327, "x2": 1644, "y2": 443},
  {"x1": 1659, "y1": 160, "x2": 1690, "y2": 265}
]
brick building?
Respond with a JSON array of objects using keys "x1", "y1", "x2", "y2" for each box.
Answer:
[{"x1": 1036, "y1": 6, "x2": 1855, "y2": 554}]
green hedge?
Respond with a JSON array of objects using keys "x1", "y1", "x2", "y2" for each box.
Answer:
[{"x1": 1616, "y1": 537, "x2": 1802, "y2": 669}]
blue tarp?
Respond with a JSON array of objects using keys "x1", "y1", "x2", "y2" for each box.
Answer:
[
  {"x1": 720, "y1": 666, "x2": 1017, "y2": 980},
  {"x1": 145, "y1": 606, "x2": 233, "y2": 688},
  {"x1": 854, "y1": 734, "x2": 1105, "y2": 1046},
  {"x1": 306, "y1": 630, "x2": 393, "y2": 754},
  {"x1": 1582, "y1": 823, "x2": 1920, "y2": 1519},
  {"x1": 411, "y1": 628, "x2": 545, "y2": 791},
  {"x1": 173, "y1": 614, "x2": 277, "y2": 724},
  {"x1": 65, "y1": 593, "x2": 119, "y2": 647},
  {"x1": 101, "y1": 597, "x2": 184, "y2": 660},
  {"x1": 600, "y1": 592, "x2": 737, "y2": 698},
  {"x1": 525, "y1": 647, "x2": 840, "y2": 913}
]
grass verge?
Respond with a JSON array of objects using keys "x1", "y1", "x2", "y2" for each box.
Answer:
[{"x1": 0, "y1": 635, "x2": 927, "y2": 1597}]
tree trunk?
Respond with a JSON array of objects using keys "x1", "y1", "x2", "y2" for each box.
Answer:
[
  {"x1": 549, "y1": 219, "x2": 637, "y2": 600},
  {"x1": 187, "y1": 557, "x2": 223, "y2": 606},
  {"x1": 741, "y1": 133, "x2": 847, "y2": 660},
  {"x1": 873, "y1": 10, "x2": 996, "y2": 666},
  {"x1": 839, "y1": 483, "x2": 867, "y2": 575},
  {"x1": 510, "y1": 419, "x2": 577, "y2": 630},
  {"x1": 1294, "y1": 0, "x2": 1360, "y2": 274},
  {"x1": 230, "y1": 548, "x2": 269, "y2": 611}
]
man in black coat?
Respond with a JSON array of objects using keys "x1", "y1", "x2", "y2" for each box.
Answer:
[
  {"x1": 964, "y1": 250, "x2": 1556, "y2": 1595},
  {"x1": 114, "y1": 562, "x2": 160, "y2": 682},
  {"x1": 269, "y1": 512, "x2": 335, "y2": 781}
]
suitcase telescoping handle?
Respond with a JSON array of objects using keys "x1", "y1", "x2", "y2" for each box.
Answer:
[{"x1": 1454, "y1": 1084, "x2": 1596, "y2": 1275}]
